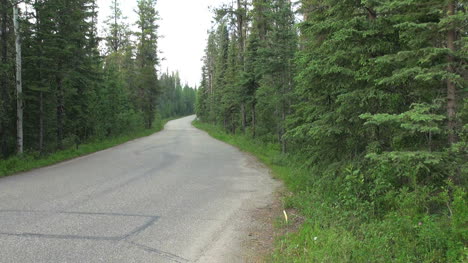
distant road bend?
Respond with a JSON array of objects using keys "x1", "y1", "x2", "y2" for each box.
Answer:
[{"x1": 0, "y1": 115, "x2": 277, "y2": 262}]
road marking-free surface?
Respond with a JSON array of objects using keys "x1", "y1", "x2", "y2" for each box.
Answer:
[{"x1": 0, "y1": 116, "x2": 278, "y2": 262}]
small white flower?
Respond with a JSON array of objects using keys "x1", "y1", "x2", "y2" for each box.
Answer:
[{"x1": 314, "y1": 237, "x2": 318, "y2": 241}]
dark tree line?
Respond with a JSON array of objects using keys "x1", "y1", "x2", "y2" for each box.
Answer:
[
  {"x1": 0, "y1": 0, "x2": 195, "y2": 158},
  {"x1": 197, "y1": 0, "x2": 298, "y2": 149},
  {"x1": 158, "y1": 71, "x2": 196, "y2": 119},
  {"x1": 197, "y1": 0, "x2": 467, "y2": 261}
]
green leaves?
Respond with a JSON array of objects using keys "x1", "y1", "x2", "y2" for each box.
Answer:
[
  {"x1": 197, "y1": 1, "x2": 466, "y2": 259},
  {"x1": 361, "y1": 103, "x2": 446, "y2": 134}
]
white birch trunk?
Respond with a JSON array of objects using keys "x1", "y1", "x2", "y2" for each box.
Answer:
[{"x1": 13, "y1": 4, "x2": 23, "y2": 154}]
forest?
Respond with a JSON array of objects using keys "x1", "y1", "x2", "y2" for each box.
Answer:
[
  {"x1": 0, "y1": 0, "x2": 196, "y2": 159},
  {"x1": 0, "y1": 0, "x2": 466, "y2": 261},
  {"x1": 195, "y1": 0, "x2": 467, "y2": 262}
]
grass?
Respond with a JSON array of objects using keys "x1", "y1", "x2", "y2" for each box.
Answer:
[
  {"x1": 192, "y1": 121, "x2": 285, "y2": 173},
  {"x1": 192, "y1": 120, "x2": 310, "y2": 193},
  {"x1": 0, "y1": 117, "x2": 173, "y2": 178},
  {"x1": 193, "y1": 120, "x2": 467, "y2": 263}
]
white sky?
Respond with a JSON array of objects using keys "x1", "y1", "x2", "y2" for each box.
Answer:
[{"x1": 97, "y1": 0, "x2": 230, "y2": 87}]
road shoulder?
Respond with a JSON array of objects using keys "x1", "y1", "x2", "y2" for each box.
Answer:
[{"x1": 195, "y1": 152, "x2": 283, "y2": 263}]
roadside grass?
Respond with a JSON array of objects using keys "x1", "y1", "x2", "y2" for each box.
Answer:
[
  {"x1": 193, "y1": 120, "x2": 468, "y2": 263},
  {"x1": 0, "y1": 117, "x2": 173, "y2": 178}
]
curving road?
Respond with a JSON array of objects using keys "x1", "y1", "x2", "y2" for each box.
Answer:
[{"x1": 0, "y1": 116, "x2": 277, "y2": 262}]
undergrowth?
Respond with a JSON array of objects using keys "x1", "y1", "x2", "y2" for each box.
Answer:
[{"x1": 193, "y1": 120, "x2": 467, "y2": 263}]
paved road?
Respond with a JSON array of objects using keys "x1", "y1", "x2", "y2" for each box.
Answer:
[{"x1": 0, "y1": 116, "x2": 277, "y2": 263}]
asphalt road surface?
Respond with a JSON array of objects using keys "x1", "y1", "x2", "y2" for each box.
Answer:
[{"x1": 0, "y1": 115, "x2": 278, "y2": 263}]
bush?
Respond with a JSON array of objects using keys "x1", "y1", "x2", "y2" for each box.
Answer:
[{"x1": 195, "y1": 121, "x2": 468, "y2": 262}]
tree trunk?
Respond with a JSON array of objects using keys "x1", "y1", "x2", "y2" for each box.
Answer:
[
  {"x1": 113, "y1": 0, "x2": 118, "y2": 52},
  {"x1": 447, "y1": 0, "x2": 458, "y2": 144},
  {"x1": 56, "y1": 77, "x2": 64, "y2": 150},
  {"x1": 39, "y1": 91, "x2": 44, "y2": 152},
  {"x1": 148, "y1": 96, "x2": 154, "y2": 129},
  {"x1": 237, "y1": 1, "x2": 246, "y2": 134},
  {"x1": 366, "y1": 7, "x2": 377, "y2": 20},
  {"x1": 241, "y1": 103, "x2": 246, "y2": 133},
  {"x1": 281, "y1": 101, "x2": 286, "y2": 154},
  {"x1": 13, "y1": 5, "x2": 23, "y2": 154},
  {"x1": 34, "y1": 0, "x2": 44, "y2": 153},
  {"x1": 301, "y1": 0, "x2": 309, "y2": 21},
  {"x1": 281, "y1": 72, "x2": 286, "y2": 153},
  {"x1": 1, "y1": 0, "x2": 9, "y2": 157},
  {"x1": 251, "y1": 102, "x2": 256, "y2": 138},
  {"x1": 231, "y1": 112, "x2": 236, "y2": 134},
  {"x1": 236, "y1": 0, "x2": 245, "y2": 65}
]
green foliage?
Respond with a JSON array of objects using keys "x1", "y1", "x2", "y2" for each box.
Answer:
[
  {"x1": 158, "y1": 71, "x2": 196, "y2": 118},
  {"x1": 1, "y1": 0, "x2": 466, "y2": 260},
  {"x1": 195, "y1": 121, "x2": 468, "y2": 263},
  {"x1": 0, "y1": 0, "x2": 193, "y2": 161},
  {"x1": 104, "y1": 0, "x2": 131, "y2": 53},
  {"x1": 135, "y1": 0, "x2": 160, "y2": 129},
  {"x1": 197, "y1": 0, "x2": 297, "y2": 145},
  {"x1": 196, "y1": 0, "x2": 467, "y2": 261}
]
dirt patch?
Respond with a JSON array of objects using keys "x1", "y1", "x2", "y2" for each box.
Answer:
[
  {"x1": 241, "y1": 189, "x2": 283, "y2": 262},
  {"x1": 241, "y1": 188, "x2": 305, "y2": 262},
  {"x1": 239, "y1": 152, "x2": 305, "y2": 262}
]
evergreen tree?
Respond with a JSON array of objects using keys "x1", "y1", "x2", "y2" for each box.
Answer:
[
  {"x1": 105, "y1": 0, "x2": 129, "y2": 53},
  {"x1": 241, "y1": 0, "x2": 269, "y2": 137},
  {"x1": 0, "y1": 0, "x2": 14, "y2": 156},
  {"x1": 158, "y1": 71, "x2": 196, "y2": 118},
  {"x1": 196, "y1": 66, "x2": 210, "y2": 122},
  {"x1": 196, "y1": 1, "x2": 467, "y2": 260},
  {"x1": 256, "y1": 0, "x2": 296, "y2": 151},
  {"x1": 0, "y1": 0, "x2": 195, "y2": 159},
  {"x1": 135, "y1": 0, "x2": 159, "y2": 129}
]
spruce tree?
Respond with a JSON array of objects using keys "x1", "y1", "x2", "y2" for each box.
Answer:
[
  {"x1": 256, "y1": 0, "x2": 296, "y2": 151},
  {"x1": 0, "y1": 0, "x2": 13, "y2": 156},
  {"x1": 105, "y1": 0, "x2": 129, "y2": 54},
  {"x1": 135, "y1": 0, "x2": 159, "y2": 129},
  {"x1": 240, "y1": 0, "x2": 270, "y2": 137}
]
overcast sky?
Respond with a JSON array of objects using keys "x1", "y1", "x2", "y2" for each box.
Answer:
[{"x1": 96, "y1": 0, "x2": 230, "y2": 87}]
